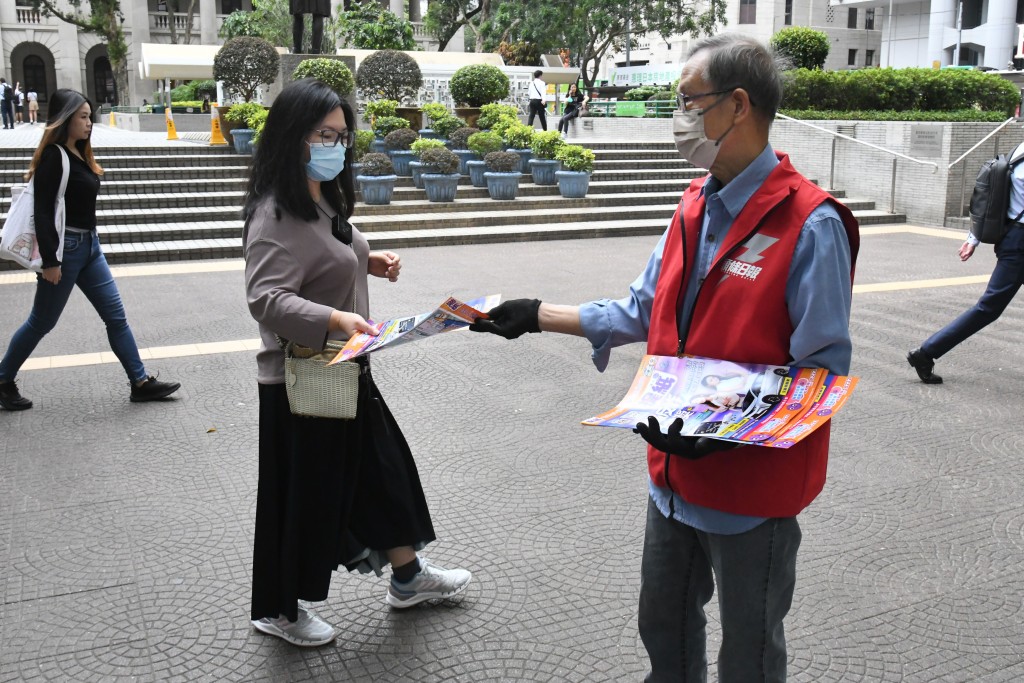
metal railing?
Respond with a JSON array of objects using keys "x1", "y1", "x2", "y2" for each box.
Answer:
[
  {"x1": 775, "y1": 113, "x2": 940, "y2": 213},
  {"x1": 947, "y1": 117, "x2": 1018, "y2": 218}
]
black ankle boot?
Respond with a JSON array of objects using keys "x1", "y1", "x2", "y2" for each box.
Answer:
[{"x1": 0, "y1": 380, "x2": 33, "y2": 410}]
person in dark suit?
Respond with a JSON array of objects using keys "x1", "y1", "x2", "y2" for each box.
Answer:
[{"x1": 291, "y1": 0, "x2": 330, "y2": 54}]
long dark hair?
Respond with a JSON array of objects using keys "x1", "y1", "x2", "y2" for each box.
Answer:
[
  {"x1": 27, "y1": 88, "x2": 102, "y2": 180},
  {"x1": 242, "y1": 78, "x2": 356, "y2": 223}
]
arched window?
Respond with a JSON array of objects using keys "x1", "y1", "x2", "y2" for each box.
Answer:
[
  {"x1": 94, "y1": 56, "x2": 116, "y2": 105},
  {"x1": 22, "y1": 55, "x2": 46, "y2": 102}
]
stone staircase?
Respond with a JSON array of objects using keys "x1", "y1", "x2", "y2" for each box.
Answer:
[{"x1": 0, "y1": 141, "x2": 906, "y2": 269}]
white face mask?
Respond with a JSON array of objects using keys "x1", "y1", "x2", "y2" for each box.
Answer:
[{"x1": 672, "y1": 97, "x2": 735, "y2": 170}]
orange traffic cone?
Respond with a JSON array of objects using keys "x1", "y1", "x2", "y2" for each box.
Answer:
[
  {"x1": 210, "y1": 106, "x2": 227, "y2": 146},
  {"x1": 165, "y1": 106, "x2": 178, "y2": 141}
]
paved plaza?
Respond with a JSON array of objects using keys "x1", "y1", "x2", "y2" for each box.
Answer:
[{"x1": 2, "y1": 223, "x2": 1024, "y2": 682}]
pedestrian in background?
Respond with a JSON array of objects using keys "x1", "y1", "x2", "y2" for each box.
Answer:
[
  {"x1": 243, "y1": 78, "x2": 472, "y2": 648},
  {"x1": 0, "y1": 78, "x2": 13, "y2": 129},
  {"x1": 908, "y1": 164, "x2": 1024, "y2": 383},
  {"x1": 557, "y1": 83, "x2": 586, "y2": 136},
  {"x1": 472, "y1": 34, "x2": 858, "y2": 683},
  {"x1": 0, "y1": 89, "x2": 181, "y2": 411},
  {"x1": 27, "y1": 88, "x2": 38, "y2": 124},
  {"x1": 14, "y1": 82, "x2": 23, "y2": 124},
  {"x1": 527, "y1": 69, "x2": 547, "y2": 130}
]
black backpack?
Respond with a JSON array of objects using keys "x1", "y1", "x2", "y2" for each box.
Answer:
[
  {"x1": 969, "y1": 143, "x2": 1024, "y2": 244},
  {"x1": 1, "y1": 83, "x2": 10, "y2": 101}
]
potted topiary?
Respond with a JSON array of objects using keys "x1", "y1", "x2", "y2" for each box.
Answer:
[
  {"x1": 489, "y1": 114, "x2": 520, "y2": 140},
  {"x1": 356, "y1": 153, "x2": 398, "y2": 205},
  {"x1": 448, "y1": 127, "x2": 480, "y2": 175},
  {"x1": 476, "y1": 103, "x2": 519, "y2": 131},
  {"x1": 529, "y1": 130, "x2": 564, "y2": 185},
  {"x1": 371, "y1": 114, "x2": 409, "y2": 153},
  {"x1": 384, "y1": 127, "x2": 419, "y2": 176},
  {"x1": 466, "y1": 131, "x2": 504, "y2": 187},
  {"x1": 249, "y1": 108, "x2": 269, "y2": 152},
  {"x1": 213, "y1": 37, "x2": 278, "y2": 147},
  {"x1": 292, "y1": 58, "x2": 355, "y2": 97},
  {"x1": 224, "y1": 101, "x2": 266, "y2": 154},
  {"x1": 483, "y1": 150, "x2": 522, "y2": 200},
  {"x1": 554, "y1": 144, "x2": 596, "y2": 198},
  {"x1": 409, "y1": 138, "x2": 446, "y2": 189},
  {"x1": 449, "y1": 64, "x2": 511, "y2": 127},
  {"x1": 502, "y1": 121, "x2": 536, "y2": 174},
  {"x1": 364, "y1": 100, "x2": 399, "y2": 151},
  {"x1": 418, "y1": 102, "x2": 449, "y2": 139},
  {"x1": 431, "y1": 114, "x2": 467, "y2": 143},
  {"x1": 353, "y1": 129, "x2": 375, "y2": 177},
  {"x1": 356, "y1": 49, "x2": 424, "y2": 127},
  {"x1": 419, "y1": 147, "x2": 461, "y2": 203}
]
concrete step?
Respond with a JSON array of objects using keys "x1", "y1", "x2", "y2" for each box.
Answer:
[
  {"x1": 0, "y1": 144, "x2": 239, "y2": 157},
  {"x1": 355, "y1": 191, "x2": 684, "y2": 218},
  {"x1": 592, "y1": 159, "x2": 694, "y2": 170},
  {"x1": 0, "y1": 165, "x2": 252, "y2": 185},
  {"x1": 0, "y1": 153, "x2": 251, "y2": 171}
]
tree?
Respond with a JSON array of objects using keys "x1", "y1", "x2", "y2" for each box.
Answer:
[
  {"x1": 770, "y1": 27, "x2": 830, "y2": 70},
  {"x1": 219, "y1": 0, "x2": 337, "y2": 52},
  {"x1": 356, "y1": 49, "x2": 422, "y2": 102},
  {"x1": 30, "y1": 0, "x2": 128, "y2": 104},
  {"x1": 480, "y1": 0, "x2": 728, "y2": 89},
  {"x1": 164, "y1": 0, "x2": 198, "y2": 44},
  {"x1": 335, "y1": 0, "x2": 416, "y2": 50},
  {"x1": 213, "y1": 37, "x2": 280, "y2": 102},
  {"x1": 424, "y1": 0, "x2": 498, "y2": 52}
]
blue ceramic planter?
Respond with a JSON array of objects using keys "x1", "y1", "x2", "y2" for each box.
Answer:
[
  {"x1": 370, "y1": 138, "x2": 387, "y2": 153},
  {"x1": 528, "y1": 159, "x2": 560, "y2": 185},
  {"x1": 388, "y1": 150, "x2": 416, "y2": 177},
  {"x1": 409, "y1": 160, "x2": 426, "y2": 189},
  {"x1": 507, "y1": 148, "x2": 533, "y2": 174},
  {"x1": 484, "y1": 172, "x2": 522, "y2": 200},
  {"x1": 555, "y1": 170, "x2": 591, "y2": 198},
  {"x1": 418, "y1": 129, "x2": 442, "y2": 140},
  {"x1": 466, "y1": 160, "x2": 488, "y2": 187},
  {"x1": 422, "y1": 173, "x2": 460, "y2": 202},
  {"x1": 453, "y1": 149, "x2": 479, "y2": 175},
  {"x1": 357, "y1": 174, "x2": 398, "y2": 205},
  {"x1": 231, "y1": 128, "x2": 254, "y2": 154}
]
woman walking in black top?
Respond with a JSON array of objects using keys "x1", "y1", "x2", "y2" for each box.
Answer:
[{"x1": 0, "y1": 89, "x2": 180, "y2": 410}]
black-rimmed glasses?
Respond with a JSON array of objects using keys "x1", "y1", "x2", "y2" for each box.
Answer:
[
  {"x1": 676, "y1": 88, "x2": 737, "y2": 112},
  {"x1": 308, "y1": 128, "x2": 355, "y2": 149}
]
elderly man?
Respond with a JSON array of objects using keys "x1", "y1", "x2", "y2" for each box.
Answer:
[{"x1": 472, "y1": 34, "x2": 859, "y2": 682}]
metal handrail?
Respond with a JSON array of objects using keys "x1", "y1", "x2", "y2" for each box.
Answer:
[
  {"x1": 947, "y1": 117, "x2": 1019, "y2": 218},
  {"x1": 775, "y1": 113, "x2": 939, "y2": 213}
]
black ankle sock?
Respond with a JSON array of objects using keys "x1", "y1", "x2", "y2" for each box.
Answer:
[{"x1": 392, "y1": 557, "x2": 421, "y2": 583}]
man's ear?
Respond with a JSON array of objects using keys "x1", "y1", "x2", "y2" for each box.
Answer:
[{"x1": 730, "y1": 88, "x2": 755, "y2": 124}]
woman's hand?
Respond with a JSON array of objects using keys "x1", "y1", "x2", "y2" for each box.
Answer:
[
  {"x1": 41, "y1": 266, "x2": 61, "y2": 285},
  {"x1": 368, "y1": 251, "x2": 401, "y2": 282},
  {"x1": 329, "y1": 310, "x2": 378, "y2": 338}
]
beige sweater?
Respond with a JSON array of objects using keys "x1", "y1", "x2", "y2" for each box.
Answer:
[{"x1": 244, "y1": 198, "x2": 370, "y2": 384}]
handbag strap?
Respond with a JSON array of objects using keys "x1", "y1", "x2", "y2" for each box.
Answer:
[{"x1": 55, "y1": 145, "x2": 70, "y2": 199}]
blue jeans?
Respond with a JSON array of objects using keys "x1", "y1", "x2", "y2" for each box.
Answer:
[
  {"x1": 638, "y1": 497, "x2": 801, "y2": 683},
  {"x1": 0, "y1": 230, "x2": 147, "y2": 384},
  {"x1": 922, "y1": 224, "x2": 1024, "y2": 359}
]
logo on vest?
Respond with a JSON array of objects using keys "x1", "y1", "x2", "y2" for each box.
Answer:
[{"x1": 718, "y1": 234, "x2": 779, "y2": 283}]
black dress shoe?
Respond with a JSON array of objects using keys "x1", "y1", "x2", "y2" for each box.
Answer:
[
  {"x1": 0, "y1": 380, "x2": 32, "y2": 410},
  {"x1": 907, "y1": 348, "x2": 943, "y2": 384},
  {"x1": 130, "y1": 376, "x2": 181, "y2": 402}
]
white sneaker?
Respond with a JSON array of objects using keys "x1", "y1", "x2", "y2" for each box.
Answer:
[
  {"x1": 251, "y1": 605, "x2": 337, "y2": 647},
  {"x1": 386, "y1": 558, "x2": 472, "y2": 609}
]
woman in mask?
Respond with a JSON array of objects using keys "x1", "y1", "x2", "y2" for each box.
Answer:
[{"x1": 243, "y1": 79, "x2": 472, "y2": 648}]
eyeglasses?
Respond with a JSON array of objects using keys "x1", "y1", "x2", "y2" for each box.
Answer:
[
  {"x1": 308, "y1": 128, "x2": 355, "y2": 149},
  {"x1": 676, "y1": 88, "x2": 737, "y2": 112}
]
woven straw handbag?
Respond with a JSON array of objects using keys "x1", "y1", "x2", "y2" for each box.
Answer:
[{"x1": 283, "y1": 340, "x2": 361, "y2": 419}]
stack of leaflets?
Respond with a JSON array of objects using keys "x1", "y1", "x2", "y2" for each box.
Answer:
[
  {"x1": 582, "y1": 354, "x2": 857, "y2": 449},
  {"x1": 329, "y1": 294, "x2": 500, "y2": 364}
]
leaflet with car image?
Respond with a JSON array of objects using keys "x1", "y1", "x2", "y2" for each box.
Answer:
[
  {"x1": 581, "y1": 354, "x2": 858, "y2": 449},
  {"x1": 328, "y1": 294, "x2": 500, "y2": 364}
]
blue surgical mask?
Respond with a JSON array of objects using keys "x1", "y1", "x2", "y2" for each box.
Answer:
[{"x1": 306, "y1": 143, "x2": 347, "y2": 181}]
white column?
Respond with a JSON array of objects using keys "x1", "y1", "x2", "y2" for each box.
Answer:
[
  {"x1": 976, "y1": 0, "x2": 1016, "y2": 67},
  {"x1": 409, "y1": 0, "x2": 421, "y2": 22},
  {"x1": 390, "y1": 0, "x2": 404, "y2": 18},
  {"x1": 128, "y1": 0, "x2": 153, "y2": 105},
  {"x1": 927, "y1": 0, "x2": 955, "y2": 66},
  {"x1": 200, "y1": 0, "x2": 218, "y2": 45}
]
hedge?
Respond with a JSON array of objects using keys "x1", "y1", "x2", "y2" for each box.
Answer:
[{"x1": 779, "y1": 109, "x2": 1010, "y2": 122}]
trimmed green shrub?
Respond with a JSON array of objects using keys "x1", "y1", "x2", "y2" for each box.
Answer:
[
  {"x1": 531, "y1": 130, "x2": 564, "y2": 160},
  {"x1": 354, "y1": 129, "x2": 375, "y2": 161},
  {"x1": 431, "y1": 114, "x2": 467, "y2": 139},
  {"x1": 384, "y1": 127, "x2": 419, "y2": 151},
  {"x1": 502, "y1": 122, "x2": 535, "y2": 150},
  {"x1": 484, "y1": 150, "x2": 521, "y2": 173},
  {"x1": 410, "y1": 138, "x2": 446, "y2": 156},
  {"x1": 293, "y1": 58, "x2": 355, "y2": 97},
  {"x1": 448, "y1": 127, "x2": 480, "y2": 150},
  {"x1": 771, "y1": 27, "x2": 830, "y2": 70},
  {"x1": 779, "y1": 108, "x2": 1010, "y2": 122},
  {"x1": 467, "y1": 131, "x2": 504, "y2": 156},
  {"x1": 364, "y1": 99, "x2": 399, "y2": 123},
  {"x1": 249, "y1": 108, "x2": 270, "y2": 143},
  {"x1": 360, "y1": 152, "x2": 394, "y2": 176},
  {"x1": 623, "y1": 86, "x2": 664, "y2": 101},
  {"x1": 372, "y1": 115, "x2": 411, "y2": 138},
  {"x1": 356, "y1": 49, "x2": 422, "y2": 102},
  {"x1": 224, "y1": 101, "x2": 265, "y2": 127},
  {"x1": 555, "y1": 145, "x2": 595, "y2": 173},
  {"x1": 213, "y1": 37, "x2": 279, "y2": 102},
  {"x1": 477, "y1": 103, "x2": 519, "y2": 130},
  {"x1": 419, "y1": 102, "x2": 449, "y2": 125},
  {"x1": 335, "y1": 0, "x2": 415, "y2": 50},
  {"x1": 449, "y1": 64, "x2": 510, "y2": 107},
  {"x1": 419, "y1": 147, "x2": 460, "y2": 174},
  {"x1": 490, "y1": 115, "x2": 521, "y2": 140}
]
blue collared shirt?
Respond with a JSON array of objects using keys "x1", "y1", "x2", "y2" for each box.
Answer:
[{"x1": 578, "y1": 144, "x2": 853, "y2": 534}]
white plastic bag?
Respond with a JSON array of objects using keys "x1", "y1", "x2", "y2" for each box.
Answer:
[{"x1": 0, "y1": 146, "x2": 70, "y2": 272}]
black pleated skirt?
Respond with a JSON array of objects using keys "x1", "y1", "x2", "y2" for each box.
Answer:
[
  {"x1": 250, "y1": 369, "x2": 436, "y2": 622},
  {"x1": 290, "y1": 0, "x2": 330, "y2": 16}
]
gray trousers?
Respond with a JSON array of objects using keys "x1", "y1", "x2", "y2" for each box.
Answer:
[{"x1": 638, "y1": 497, "x2": 801, "y2": 683}]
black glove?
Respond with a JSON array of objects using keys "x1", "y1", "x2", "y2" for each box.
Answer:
[
  {"x1": 469, "y1": 298, "x2": 542, "y2": 340},
  {"x1": 633, "y1": 415, "x2": 742, "y2": 460}
]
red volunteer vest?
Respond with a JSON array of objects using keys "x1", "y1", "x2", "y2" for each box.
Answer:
[{"x1": 647, "y1": 153, "x2": 860, "y2": 517}]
